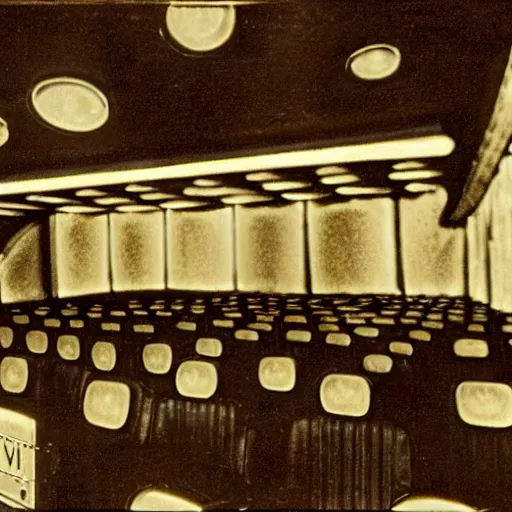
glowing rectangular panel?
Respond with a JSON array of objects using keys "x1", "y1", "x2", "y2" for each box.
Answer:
[
  {"x1": 0, "y1": 223, "x2": 46, "y2": 304},
  {"x1": 51, "y1": 213, "x2": 110, "y2": 298},
  {"x1": 0, "y1": 133, "x2": 455, "y2": 195},
  {"x1": 475, "y1": 191, "x2": 491, "y2": 305},
  {"x1": 308, "y1": 199, "x2": 399, "y2": 295},
  {"x1": 466, "y1": 192, "x2": 490, "y2": 305},
  {"x1": 488, "y1": 161, "x2": 512, "y2": 312},
  {"x1": 110, "y1": 211, "x2": 165, "y2": 292},
  {"x1": 166, "y1": 207, "x2": 234, "y2": 291},
  {"x1": 235, "y1": 202, "x2": 306, "y2": 294},
  {"x1": 0, "y1": 407, "x2": 36, "y2": 509},
  {"x1": 399, "y1": 187, "x2": 465, "y2": 296}
]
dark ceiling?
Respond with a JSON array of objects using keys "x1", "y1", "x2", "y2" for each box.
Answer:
[{"x1": 0, "y1": 0, "x2": 511, "y2": 222}]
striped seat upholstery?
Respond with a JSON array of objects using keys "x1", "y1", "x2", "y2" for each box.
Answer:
[
  {"x1": 150, "y1": 399, "x2": 248, "y2": 477},
  {"x1": 286, "y1": 418, "x2": 412, "y2": 510}
]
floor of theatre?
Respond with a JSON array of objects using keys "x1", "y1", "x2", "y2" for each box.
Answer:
[{"x1": 0, "y1": 292, "x2": 510, "y2": 510}]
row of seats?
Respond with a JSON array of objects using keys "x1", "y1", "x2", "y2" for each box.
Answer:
[
  {"x1": 0, "y1": 322, "x2": 501, "y2": 388},
  {"x1": 0, "y1": 326, "x2": 497, "y2": 369},
  {"x1": 0, "y1": 295, "x2": 503, "y2": 400},
  {"x1": 3, "y1": 356, "x2": 504, "y2": 510},
  {"x1": 1, "y1": 347, "x2": 510, "y2": 433},
  {"x1": 0, "y1": 294, "x2": 509, "y2": 432},
  {"x1": 0, "y1": 295, "x2": 493, "y2": 332},
  {"x1": 1, "y1": 294, "x2": 511, "y2": 510}
]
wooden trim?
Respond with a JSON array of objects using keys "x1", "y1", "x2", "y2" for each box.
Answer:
[
  {"x1": 450, "y1": 47, "x2": 512, "y2": 223},
  {"x1": 0, "y1": 0, "x2": 274, "y2": 4}
]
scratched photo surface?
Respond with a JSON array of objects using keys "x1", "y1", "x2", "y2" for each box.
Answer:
[{"x1": 0, "y1": 0, "x2": 511, "y2": 510}]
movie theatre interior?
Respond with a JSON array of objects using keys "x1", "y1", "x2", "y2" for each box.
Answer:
[{"x1": 0, "y1": 1, "x2": 511, "y2": 510}]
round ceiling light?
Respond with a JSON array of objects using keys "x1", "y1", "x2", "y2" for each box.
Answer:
[
  {"x1": 347, "y1": 44, "x2": 401, "y2": 81},
  {"x1": 166, "y1": 4, "x2": 236, "y2": 53},
  {"x1": 0, "y1": 117, "x2": 9, "y2": 147},
  {"x1": 31, "y1": 77, "x2": 109, "y2": 133}
]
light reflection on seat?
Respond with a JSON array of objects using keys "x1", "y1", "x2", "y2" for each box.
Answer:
[
  {"x1": 258, "y1": 357, "x2": 296, "y2": 392},
  {"x1": 91, "y1": 341, "x2": 116, "y2": 372},
  {"x1": 175, "y1": 361, "x2": 217, "y2": 399},
  {"x1": 57, "y1": 335, "x2": 80, "y2": 361},
  {"x1": 25, "y1": 330, "x2": 48, "y2": 354},
  {"x1": 0, "y1": 356, "x2": 29, "y2": 394},
  {"x1": 392, "y1": 496, "x2": 475, "y2": 511},
  {"x1": 455, "y1": 381, "x2": 512, "y2": 428},
  {"x1": 142, "y1": 343, "x2": 172, "y2": 375},
  {"x1": 320, "y1": 373, "x2": 371, "y2": 417},
  {"x1": 130, "y1": 488, "x2": 202, "y2": 511},
  {"x1": 83, "y1": 380, "x2": 131, "y2": 430}
]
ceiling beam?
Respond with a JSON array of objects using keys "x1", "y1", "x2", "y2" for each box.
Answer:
[
  {"x1": 450, "y1": 47, "x2": 512, "y2": 223},
  {"x1": 0, "y1": 129, "x2": 454, "y2": 195},
  {"x1": 0, "y1": 0, "x2": 278, "y2": 4}
]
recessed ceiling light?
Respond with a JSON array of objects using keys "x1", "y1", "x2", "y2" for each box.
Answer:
[
  {"x1": 0, "y1": 201, "x2": 43, "y2": 211},
  {"x1": 388, "y1": 169, "x2": 443, "y2": 181},
  {"x1": 75, "y1": 189, "x2": 108, "y2": 197},
  {"x1": 193, "y1": 178, "x2": 222, "y2": 187},
  {"x1": 315, "y1": 166, "x2": 350, "y2": 177},
  {"x1": 160, "y1": 199, "x2": 210, "y2": 209},
  {"x1": 0, "y1": 117, "x2": 9, "y2": 147},
  {"x1": 0, "y1": 208, "x2": 24, "y2": 217},
  {"x1": 392, "y1": 160, "x2": 426, "y2": 171},
  {"x1": 336, "y1": 186, "x2": 393, "y2": 196},
  {"x1": 183, "y1": 186, "x2": 255, "y2": 197},
  {"x1": 31, "y1": 77, "x2": 109, "y2": 133},
  {"x1": 166, "y1": 4, "x2": 236, "y2": 52},
  {"x1": 262, "y1": 181, "x2": 311, "y2": 192},
  {"x1": 26, "y1": 194, "x2": 77, "y2": 204},
  {"x1": 56, "y1": 205, "x2": 107, "y2": 214},
  {"x1": 246, "y1": 171, "x2": 282, "y2": 182},
  {"x1": 116, "y1": 205, "x2": 160, "y2": 213},
  {"x1": 320, "y1": 174, "x2": 360, "y2": 186},
  {"x1": 405, "y1": 182, "x2": 439, "y2": 193},
  {"x1": 281, "y1": 192, "x2": 331, "y2": 201},
  {"x1": 94, "y1": 197, "x2": 133, "y2": 206},
  {"x1": 347, "y1": 44, "x2": 401, "y2": 81},
  {"x1": 139, "y1": 192, "x2": 179, "y2": 201},
  {"x1": 125, "y1": 184, "x2": 156, "y2": 193},
  {"x1": 222, "y1": 194, "x2": 274, "y2": 205}
]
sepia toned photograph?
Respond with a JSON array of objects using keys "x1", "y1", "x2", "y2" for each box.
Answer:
[{"x1": 0, "y1": 0, "x2": 511, "y2": 510}]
